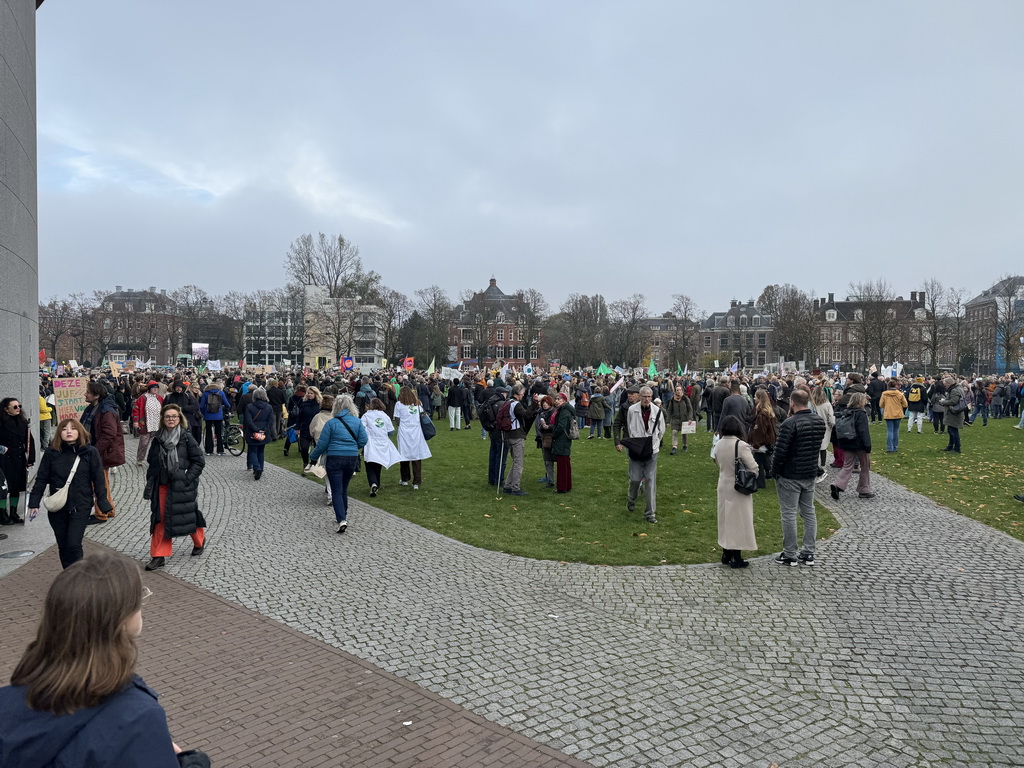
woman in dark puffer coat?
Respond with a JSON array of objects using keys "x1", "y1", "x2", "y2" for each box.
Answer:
[{"x1": 144, "y1": 404, "x2": 206, "y2": 571}]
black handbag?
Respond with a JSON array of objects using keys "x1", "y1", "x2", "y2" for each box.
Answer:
[
  {"x1": 420, "y1": 410, "x2": 436, "y2": 441},
  {"x1": 734, "y1": 440, "x2": 758, "y2": 495},
  {"x1": 619, "y1": 436, "x2": 653, "y2": 462}
]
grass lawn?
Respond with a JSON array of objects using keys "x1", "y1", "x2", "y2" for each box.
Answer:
[
  {"x1": 263, "y1": 417, "x2": 840, "y2": 566},
  {"x1": 868, "y1": 415, "x2": 1024, "y2": 541}
]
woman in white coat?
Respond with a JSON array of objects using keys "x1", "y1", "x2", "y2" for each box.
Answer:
[
  {"x1": 712, "y1": 415, "x2": 758, "y2": 569},
  {"x1": 394, "y1": 386, "x2": 431, "y2": 489},
  {"x1": 360, "y1": 397, "x2": 404, "y2": 497},
  {"x1": 810, "y1": 383, "x2": 835, "y2": 480}
]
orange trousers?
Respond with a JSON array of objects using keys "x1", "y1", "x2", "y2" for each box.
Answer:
[{"x1": 150, "y1": 485, "x2": 205, "y2": 557}]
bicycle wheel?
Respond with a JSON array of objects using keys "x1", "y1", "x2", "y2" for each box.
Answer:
[{"x1": 224, "y1": 424, "x2": 245, "y2": 456}]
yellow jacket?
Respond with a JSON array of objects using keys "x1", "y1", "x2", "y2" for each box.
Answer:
[
  {"x1": 39, "y1": 395, "x2": 53, "y2": 422},
  {"x1": 880, "y1": 389, "x2": 908, "y2": 420}
]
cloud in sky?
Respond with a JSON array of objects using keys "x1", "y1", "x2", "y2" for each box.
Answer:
[{"x1": 35, "y1": 0, "x2": 1024, "y2": 314}]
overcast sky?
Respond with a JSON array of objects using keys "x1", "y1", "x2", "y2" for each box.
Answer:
[{"x1": 36, "y1": 1, "x2": 1022, "y2": 316}]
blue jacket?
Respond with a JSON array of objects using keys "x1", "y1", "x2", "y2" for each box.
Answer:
[
  {"x1": 198, "y1": 387, "x2": 230, "y2": 421},
  {"x1": 0, "y1": 676, "x2": 178, "y2": 767},
  {"x1": 309, "y1": 412, "x2": 368, "y2": 462}
]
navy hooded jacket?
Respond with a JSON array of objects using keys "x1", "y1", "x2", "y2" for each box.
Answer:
[{"x1": 0, "y1": 675, "x2": 178, "y2": 767}]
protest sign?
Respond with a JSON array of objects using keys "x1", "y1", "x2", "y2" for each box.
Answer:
[{"x1": 53, "y1": 377, "x2": 88, "y2": 422}]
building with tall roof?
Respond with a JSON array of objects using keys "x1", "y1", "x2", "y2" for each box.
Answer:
[
  {"x1": 700, "y1": 300, "x2": 776, "y2": 370},
  {"x1": 965, "y1": 276, "x2": 1023, "y2": 374},
  {"x1": 449, "y1": 278, "x2": 542, "y2": 367}
]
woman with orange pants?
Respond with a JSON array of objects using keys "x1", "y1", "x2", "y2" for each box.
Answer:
[{"x1": 143, "y1": 404, "x2": 206, "y2": 570}]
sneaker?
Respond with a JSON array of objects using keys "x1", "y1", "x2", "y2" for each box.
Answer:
[
  {"x1": 336, "y1": 521, "x2": 348, "y2": 533},
  {"x1": 858, "y1": 492, "x2": 876, "y2": 499},
  {"x1": 829, "y1": 484, "x2": 841, "y2": 501},
  {"x1": 814, "y1": 472, "x2": 828, "y2": 484},
  {"x1": 413, "y1": 484, "x2": 419, "y2": 490},
  {"x1": 1015, "y1": 425, "x2": 1023, "y2": 430},
  {"x1": 645, "y1": 513, "x2": 657, "y2": 523},
  {"x1": 370, "y1": 484, "x2": 378, "y2": 497},
  {"x1": 670, "y1": 447, "x2": 677, "y2": 455},
  {"x1": 773, "y1": 554, "x2": 798, "y2": 567},
  {"x1": 626, "y1": 499, "x2": 636, "y2": 513},
  {"x1": 400, "y1": 481, "x2": 409, "y2": 486},
  {"x1": 1014, "y1": 495, "x2": 1024, "y2": 503},
  {"x1": 798, "y1": 553, "x2": 815, "y2": 566}
]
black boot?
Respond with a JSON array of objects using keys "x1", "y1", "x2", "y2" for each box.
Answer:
[
  {"x1": 729, "y1": 550, "x2": 749, "y2": 569},
  {"x1": 8, "y1": 505, "x2": 23, "y2": 525},
  {"x1": 721, "y1": 548, "x2": 731, "y2": 565},
  {"x1": 0, "y1": 508, "x2": 11, "y2": 526}
]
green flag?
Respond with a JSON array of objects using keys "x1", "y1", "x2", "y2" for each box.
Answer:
[
  {"x1": 676, "y1": 362, "x2": 683, "y2": 375},
  {"x1": 596, "y1": 362, "x2": 613, "y2": 375},
  {"x1": 426, "y1": 356, "x2": 436, "y2": 374}
]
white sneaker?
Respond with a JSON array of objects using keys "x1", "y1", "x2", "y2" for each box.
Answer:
[
  {"x1": 413, "y1": 484, "x2": 419, "y2": 490},
  {"x1": 400, "y1": 481, "x2": 409, "y2": 486},
  {"x1": 336, "y1": 520, "x2": 347, "y2": 533}
]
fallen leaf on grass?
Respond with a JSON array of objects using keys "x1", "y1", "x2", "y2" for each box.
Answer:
[{"x1": 483, "y1": 514, "x2": 491, "y2": 518}]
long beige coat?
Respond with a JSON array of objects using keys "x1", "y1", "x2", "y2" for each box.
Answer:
[{"x1": 713, "y1": 435, "x2": 758, "y2": 551}]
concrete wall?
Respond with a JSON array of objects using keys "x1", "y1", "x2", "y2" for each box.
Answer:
[{"x1": 0, "y1": 0, "x2": 39, "y2": 434}]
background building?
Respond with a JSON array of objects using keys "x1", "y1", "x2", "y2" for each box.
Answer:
[
  {"x1": 965, "y1": 276, "x2": 1024, "y2": 374},
  {"x1": 93, "y1": 287, "x2": 179, "y2": 365},
  {"x1": 1, "y1": 0, "x2": 41, "y2": 429},
  {"x1": 303, "y1": 284, "x2": 385, "y2": 370},
  {"x1": 450, "y1": 279, "x2": 542, "y2": 367},
  {"x1": 701, "y1": 300, "x2": 776, "y2": 370}
]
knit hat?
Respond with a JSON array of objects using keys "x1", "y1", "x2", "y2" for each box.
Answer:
[{"x1": 147, "y1": 380, "x2": 160, "y2": 389}]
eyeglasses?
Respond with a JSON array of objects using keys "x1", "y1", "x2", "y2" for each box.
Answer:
[
  {"x1": 142, "y1": 587, "x2": 153, "y2": 604},
  {"x1": 9, "y1": 405, "x2": 20, "y2": 410}
]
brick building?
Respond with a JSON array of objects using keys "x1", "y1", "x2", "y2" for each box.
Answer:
[
  {"x1": 701, "y1": 300, "x2": 776, "y2": 370},
  {"x1": 449, "y1": 279, "x2": 542, "y2": 367}
]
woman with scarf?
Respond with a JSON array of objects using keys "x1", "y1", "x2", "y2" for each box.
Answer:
[
  {"x1": 143, "y1": 404, "x2": 206, "y2": 571},
  {"x1": 244, "y1": 387, "x2": 275, "y2": 480},
  {"x1": 0, "y1": 396, "x2": 35, "y2": 525},
  {"x1": 27, "y1": 418, "x2": 112, "y2": 569}
]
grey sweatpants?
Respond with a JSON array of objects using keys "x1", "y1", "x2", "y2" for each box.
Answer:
[{"x1": 627, "y1": 456, "x2": 658, "y2": 517}]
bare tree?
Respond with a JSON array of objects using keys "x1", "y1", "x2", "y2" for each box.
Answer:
[
  {"x1": 992, "y1": 274, "x2": 1024, "y2": 373},
  {"x1": 669, "y1": 294, "x2": 703, "y2": 370},
  {"x1": 944, "y1": 287, "x2": 973, "y2": 374},
  {"x1": 284, "y1": 232, "x2": 381, "y2": 301},
  {"x1": 607, "y1": 294, "x2": 650, "y2": 367},
  {"x1": 512, "y1": 288, "x2": 548, "y2": 361},
  {"x1": 414, "y1": 285, "x2": 453, "y2": 364},
  {"x1": 377, "y1": 287, "x2": 411, "y2": 363},
  {"x1": 215, "y1": 291, "x2": 250, "y2": 362},
  {"x1": 546, "y1": 294, "x2": 608, "y2": 368},
  {"x1": 771, "y1": 285, "x2": 819, "y2": 363},
  {"x1": 917, "y1": 279, "x2": 946, "y2": 371},
  {"x1": 756, "y1": 284, "x2": 781, "y2": 316},
  {"x1": 847, "y1": 280, "x2": 903, "y2": 367},
  {"x1": 38, "y1": 297, "x2": 77, "y2": 361}
]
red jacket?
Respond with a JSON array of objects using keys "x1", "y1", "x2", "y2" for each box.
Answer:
[{"x1": 131, "y1": 394, "x2": 164, "y2": 432}]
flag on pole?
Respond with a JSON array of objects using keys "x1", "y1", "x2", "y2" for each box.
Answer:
[
  {"x1": 595, "y1": 362, "x2": 614, "y2": 375},
  {"x1": 342, "y1": 357, "x2": 354, "y2": 371},
  {"x1": 500, "y1": 363, "x2": 510, "y2": 379},
  {"x1": 523, "y1": 363, "x2": 533, "y2": 375},
  {"x1": 676, "y1": 362, "x2": 683, "y2": 375},
  {"x1": 730, "y1": 361, "x2": 739, "y2": 373},
  {"x1": 425, "y1": 357, "x2": 436, "y2": 374},
  {"x1": 648, "y1": 360, "x2": 658, "y2": 379},
  {"x1": 683, "y1": 364, "x2": 689, "y2": 375},
  {"x1": 403, "y1": 357, "x2": 415, "y2": 370},
  {"x1": 609, "y1": 376, "x2": 624, "y2": 395}
]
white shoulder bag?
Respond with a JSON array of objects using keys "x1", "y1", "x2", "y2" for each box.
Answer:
[{"x1": 42, "y1": 456, "x2": 82, "y2": 512}]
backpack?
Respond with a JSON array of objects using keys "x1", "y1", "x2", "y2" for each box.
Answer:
[
  {"x1": 479, "y1": 395, "x2": 503, "y2": 432},
  {"x1": 834, "y1": 409, "x2": 857, "y2": 441},
  {"x1": 580, "y1": 392, "x2": 590, "y2": 407},
  {"x1": 908, "y1": 386, "x2": 921, "y2": 403},
  {"x1": 206, "y1": 391, "x2": 222, "y2": 414},
  {"x1": 495, "y1": 400, "x2": 515, "y2": 432}
]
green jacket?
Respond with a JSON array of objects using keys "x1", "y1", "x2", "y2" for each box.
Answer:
[{"x1": 551, "y1": 404, "x2": 576, "y2": 457}]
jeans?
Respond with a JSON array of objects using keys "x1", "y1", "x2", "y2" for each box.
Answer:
[
  {"x1": 504, "y1": 436, "x2": 525, "y2": 491},
  {"x1": 589, "y1": 421, "x2": 604, "y2": 438},
  {"x1": 627, "y1": 456, "x2": 659, "y2": 518},
  {"x1": 947, "y1": 426, "x2": 961, "y2": 452},
  {"x1": 906, "y1": 411, "x2": 924, "y2": 432},
  {"x1": 48, "y1": 506, "x2": 91, "y2": 569},
  {"x1": 776, "y1": 476, "x2": 817, "y2": 559},
  {"x1": 973, "y1": 403, "x2": 988, "y2": 425},
  {"x1": 247, "y1": 443, "x2": 265, "y2": 472},
  {"x1": 885, "y1": 418, "x2": 901, "y2": 451},
  {"x1": 204, "y1": 419, "x2": 224, "y2": 454},
  {"x1": 1017, "y1": 410, "x2": 1024, "y2": 428},
  {"x1": 325, "y1": 455, "x2": 358, "y2": 522},
  {"x1": 577, "y1": 414, "x2": 587, "y2": 430},
  {"x1": 488, "y1": 432, "x2": 509, "y2": 486}
]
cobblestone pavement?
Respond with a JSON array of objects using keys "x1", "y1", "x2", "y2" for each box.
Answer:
[{"x1": 8, "y1": 439, "x2": 1023, "y2": 767}]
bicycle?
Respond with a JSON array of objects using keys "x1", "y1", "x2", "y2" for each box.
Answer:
[{"x1": 223, "y1": 423, "x2": 245, "y2": 456}]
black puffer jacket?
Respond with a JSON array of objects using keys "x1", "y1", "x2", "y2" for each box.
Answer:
[
  {"x1": 164, "y1": 388, "x2": 201, "y2": 428},
  {"x1": 836, "y1": 407, "x2": 871, "y2": 453},
  {"x1": 145, "y1": 431, "x2": 206, "y2": 538},
  {"x1": 771, "y1": 409, "x2": 826, "y2": 480},
  {"x1": 28, "y1": 443, "x2": 111, "y2": 515}
]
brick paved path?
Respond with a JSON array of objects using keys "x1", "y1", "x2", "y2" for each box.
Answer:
[{"x1": 3, "y1": 439, "x2": 1023, "y2": 767}]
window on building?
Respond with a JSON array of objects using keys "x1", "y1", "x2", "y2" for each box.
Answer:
[
  {"x1": 496, "y1": 312, "x2": 505, "y2": 323},
  {"x1": 462, "y1": 345, "x2": 472, "y2": 358},
  {"x1": 745, "y1": 352, "x2": 753, "y2": 366},
  {"x1": 757, "y1": 351, "x2": 766, "y2": 366},
  {"x1": 462, "y1": 329, "x2": 473, "y2": 341},
  {"x1": 494, "y1": 346, "x2": 504, "y2": 359},
  {"x1": 746, "y1": 333, "x2": 754, "y2": 346},
  {"x1": 833, "y1": 329, "x2": 842, "y2": 342},
  {"x1": 704, "y1": 336, "x2": 711, "y2": 348},
  {"x1": 106, "y1": 303, "x2": 113, "y2": 311},
  {"x1": 758, "y1": 333, "x2": 767, "y2": 348},
  {"x1": 740, "y1": 315, "x2": 748, "y2": 327},
  {"x1": 497, "y1": 329, "x2": 505, "y2": 341},
  {"x1": 145, "y1": 303, "x2": 155, "y2": 313},
  {"x1": 529, "y1": 344, "x2": 538, "y2": 359},
  {"x1": 654, "y1": 338, "x2": 661, "y2": 346},
  {"x1": 727, "y1": 316, "x2": 735, "y2": 327},
  {"x1": 854, "y1": 309, "x2": 864, "y2": 320},
  {"x1": 825, "y1": 309, "x2": 837, "y2": 322},
  {"x1": 719, "y1": 337, "x2": 728, "y2": 350},
  {"x1": 752, "y1": 316, "x2": 761, "y2": 327},
  {"x1": 517, "y1": 328, "x2": 523, "y2": 341},
  {"x1": 515, "y1": 346, "x2": 525, "y2": 359}
]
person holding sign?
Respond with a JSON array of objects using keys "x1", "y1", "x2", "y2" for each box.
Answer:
[
  {"x1": 664, "y1": 384, "x2": 695, "y2": 455},
  {"x1": 27, "y1": 418, "x2": 112, "y2": 568}
]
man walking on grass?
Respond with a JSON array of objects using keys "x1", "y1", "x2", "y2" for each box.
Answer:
[{"x1": 616, "y1": 386, "x2": 666, "y2": 523}]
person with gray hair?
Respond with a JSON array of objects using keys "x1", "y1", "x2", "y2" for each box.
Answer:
[
  {"x1": 244, "y1": 387, "x2": 275, "y2": 480},
  {"x1": 615, "y1": 386, "x2": 666, "y2": 523},
  {"x1": 499, "y1": 383, "x2": 537, "y2": 496},
  {"x1": 309, "y1": 394, "x2": 368, "y2": 533}
]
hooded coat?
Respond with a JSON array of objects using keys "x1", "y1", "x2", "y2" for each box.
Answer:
[
  {"x1": 82, "y1": 394, "x2": 125, "y2": 469},
  {"x1": 0, "y1": 415, "x2": 35, "y2": 496},
  {"x1": 144, "y1": 431, "x2": 206, "y2": 538},
  {"x1": 0, "y1": 676, "x2": 179, "y2": 768}
]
